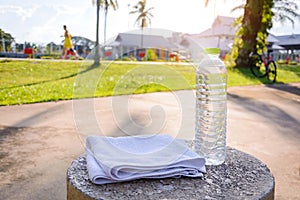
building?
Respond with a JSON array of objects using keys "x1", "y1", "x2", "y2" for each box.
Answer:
[
  {"x1": 103, "y1": 16, "x2": 300, "y2": 61},
  {"x1": 104, "y1": 32, "x2": 178, "y2": 60},
  {"x1": 189, "y1": 15, "x2": 300, "y2": 61},
  {"x1": 185, "y1": 16, "x2": 236, "y2": 57},
  {"x1": 275, "y1": 34, "x2": 300, "y2": 60}
]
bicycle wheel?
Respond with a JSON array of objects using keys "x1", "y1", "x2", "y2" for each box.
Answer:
[
  {"x1": 266, "y1": 61, "x2": 277, "y2": 83},
  {"x1": 250, "y1": 53, "x2": 267, "y2": 78}
]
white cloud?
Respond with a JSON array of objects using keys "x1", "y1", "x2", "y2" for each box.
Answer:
[
  {"x1": 0, "y1": 5, "x2": 38, "y2": 21},
  {"x1": 0, "y1": 0, "x2": 299, "y2": 45}
]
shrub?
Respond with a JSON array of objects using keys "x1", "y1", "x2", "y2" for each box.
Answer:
[
  {"x1": 122, "y1": 56, "x2": 130, "y2": 61},
  {"x1": 147, "y1": 49, "x2": 157, "y2": 61},
  {"x1": 277, "y1": 60, "x2": 286, "y2": 65},
  {"x1": 288, "y1": 61, "x2": 298, "y2": 65}
]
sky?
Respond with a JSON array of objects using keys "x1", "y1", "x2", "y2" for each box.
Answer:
[{"x1": 0, "y1": 0, "x2": 299, "y2": 45}]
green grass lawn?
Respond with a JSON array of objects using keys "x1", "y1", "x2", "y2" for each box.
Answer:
[{"x1": 0, "y1": 59, "x2": 299, "y2": 105}]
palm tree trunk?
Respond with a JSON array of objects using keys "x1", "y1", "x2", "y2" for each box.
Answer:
[
  {"x1": 141, "y1": 27, "x2": 144, "y2": 48},
  {"x1": 104, "y1": 9, "x2": 108, "y2": 45},
  {"x1": 141, "y1": 18, "x2": 145, "y2": 48},
  {"x1": 235, "y1": 0, "x2": 263, "y2": 68},
  {"x1": 94, "y1": 0, "x2": 100, "y2": 65}
]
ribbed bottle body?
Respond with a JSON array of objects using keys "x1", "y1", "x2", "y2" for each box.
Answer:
[{"x1": 195, "y1": 57, "x2": 227, "y2": 165}]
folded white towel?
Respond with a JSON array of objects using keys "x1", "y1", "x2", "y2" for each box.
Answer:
[{"x1": 86, "y1": 134, "x2": 206, "y2": 184}]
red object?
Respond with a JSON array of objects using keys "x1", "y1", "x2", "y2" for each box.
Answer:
[
  {"x1": 24, "y1": 48, "x2": 33, "y2": 54},
  {"x1": 104, "y1": 51, "x2": 112, "y2": 57},
  {"x1": 67, "y1": 49, "x2": 75, "y2": 56},
  {"x1": 169, "y1": 53, "x2": 177, "y2": 58},
  {"x1": 169, "y1": 52, "x2": 179, "y2": 61},
  {"x1": 138, "y1": 52, "x2": 145, "y2": 58}
]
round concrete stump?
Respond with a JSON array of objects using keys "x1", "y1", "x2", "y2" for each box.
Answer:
[{"x1": 67, "y1": 147, "x2": 274, "y2": 200}]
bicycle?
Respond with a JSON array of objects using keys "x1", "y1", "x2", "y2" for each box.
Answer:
[{"x1": 249, "y1": 50, "x2": 277, "y2": 83}]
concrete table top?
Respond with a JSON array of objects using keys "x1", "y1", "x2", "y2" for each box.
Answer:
[{"x1": 67, "y1": 147, "x2": 274, "y2": 200}]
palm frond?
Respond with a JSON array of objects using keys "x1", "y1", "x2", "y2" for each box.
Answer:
[
  {"x1": 129, "y1": 0, "x2": 154, "y2": 29},
  {"x1": 273, "y1": 0, "x2": 300, "y2": 27},
  {"x1": 231, "y1": 4, "x2": 245, "y2": 13}
]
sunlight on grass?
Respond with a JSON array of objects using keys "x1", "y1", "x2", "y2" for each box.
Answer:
[
  {"x1": 0, "y1": 60, "x2": 299, "y2": 105},
  {"x1": 276, "y1": 64, "x2": 300, "y2": 83}
]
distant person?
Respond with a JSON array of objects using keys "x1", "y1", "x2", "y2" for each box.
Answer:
[{"x1": 62, "y1": 25, "x2": 79, "y2": 59}]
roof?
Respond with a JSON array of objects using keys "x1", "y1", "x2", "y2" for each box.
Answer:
[
  {"x1": 110, "y1": 33, "x2": 176, "y2": 49},
  {"x1": 196, "y1": 16, "x2": 236, "y2": 37},
  {"x1": 212, "y1": 16, "x2": 236, "y2": 27},
  {"x1": 126, "y1": 28, "x2": 174, "y2": 38},
  {"x1": 193, "y1": 16, "x2": 288, "y2": 50},
  {"x1": 181, "y1": 35, "x2": 232, "y2": 51},
  {"x1": 276, "y1": 34, "x2": 300, "y2": 49},
  {"x1": 267, "y1": 34, "x2": 279, "y2": 43},
  {"x1": 196, "y1": 26, "x2": 236, "y2": 37},
  {"x1": 270, "y1": 44, "x2": 284, "y2": 50}
]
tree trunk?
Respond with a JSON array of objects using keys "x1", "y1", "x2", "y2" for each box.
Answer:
[
  {"x1": 94, "y1": 0, "x2": 100, "y2": 65},
  {"x1": 104, "y1": 8, "x2": 108, "y2": 45},
  {"x1": 141, "y1": 18, "x2": 146, "y2": 49},
  {"x1": 141, "y1": 27, "x2": 144, "y2": 48},
  {"x1": 235, "y1": 0, "x2": 263, "y2": 68}
]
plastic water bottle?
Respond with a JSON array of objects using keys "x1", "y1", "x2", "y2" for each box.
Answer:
[{"x1": 194, "y1": 48, "x2": 227, "y2": 165}]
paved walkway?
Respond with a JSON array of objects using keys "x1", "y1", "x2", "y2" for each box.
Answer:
[{"x1": 0, "y1": 83, "x2": 299, "y2": 200}]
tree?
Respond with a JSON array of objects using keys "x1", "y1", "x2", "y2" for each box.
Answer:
[
  {"x1": 71, "y1": 36, "x2": 95, "y2": 53},
  {"x1": 235, "y1": 0, "x2": 265, "y2": 67},
  {"x1": 205, "y1": 0, "x2": 299, "y2": 67},
  {"x1": 0, "y1": 28, "x2": 14, "y2": 52},
  {"x1": 92, "y1": 0, "x2": 102, "y2": 65},
  {"x1": 92, "y1": 0, "x2": 118, "y2": 64},
  {"x1": 130, "y1": 0, "x2": 154, "y2": 48},
  {"x1": 232, "y1": 0, "x2": 299, "y2": 68},
  {"x1": 102, "y1": 0, "x2": 118, "y2": 45},
  {"x1": 46, "y1": 42, "x2": 60, "y2": 54}
]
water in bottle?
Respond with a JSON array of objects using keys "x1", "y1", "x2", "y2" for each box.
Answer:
[{"x1": 195, "y1": 51, "x2": 227, "y2": 165}]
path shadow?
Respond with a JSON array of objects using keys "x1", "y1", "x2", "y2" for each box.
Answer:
[
  {"x1": 228, "y1": 92, "x2": 300, "y2": 138},
  {"x1": 1, "y1": 62, "x2": 100, "y2": 90},
  {"x1": 0, "y1": 102, "x2": 66, "y2": 142},
  {"x1": 265, "y1": 83, "x2": 300, "y2": 96},
  {"x1": 235, "y1": 67, "x2": 281, "y2": 85}
]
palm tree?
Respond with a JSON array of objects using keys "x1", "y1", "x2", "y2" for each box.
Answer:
[
  {"x1": 102, "y1": 0, "x2": 118, "y2": 45},
  {"x1": 0, "y1": 28, "x2": 14, "y2": 52},
  {"x1": 232, "y1": 0, "x2": 299, "y2": 67},
  {"x1": 205, "y1": 0, "x2": 299, "y2": 68},
  {"x1": 92, "y1": 0, "x2": 101, "y2": 65},
  {"x1": 130, "y1": 0, "x2": 154, "y2": 48},
  {"x1": 235, "y1": 0, "x2": 265, "y2": 67},
  {"x1": 92, "y1": 0, "x2": 119, "y2": 64}
]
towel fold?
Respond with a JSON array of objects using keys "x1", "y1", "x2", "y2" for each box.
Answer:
[{"x1": 86, "y1": 134, "x2": 206, "y2": 184}]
